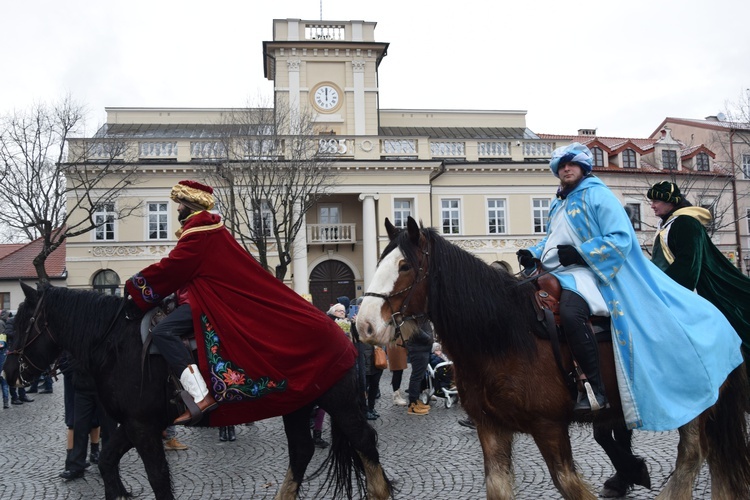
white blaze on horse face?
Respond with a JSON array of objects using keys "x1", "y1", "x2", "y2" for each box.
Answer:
[{"x1": 356, "y1": 247, "x2": 404, "y2": 345}]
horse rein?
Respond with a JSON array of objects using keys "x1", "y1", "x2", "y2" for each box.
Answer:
[
  {"x1": 363, "y1": 243, "x2": 430, "y2": 341},
  {"x1": 8, "y1": 290, "x2": 60, "y2": 385}
]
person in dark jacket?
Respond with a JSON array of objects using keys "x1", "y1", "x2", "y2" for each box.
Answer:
[{"x1": 5, "y1": 315, "x2": 34, "y2": 405}]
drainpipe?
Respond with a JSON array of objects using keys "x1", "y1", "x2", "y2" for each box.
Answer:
[
  {"x1": 730, "y1": 130, "x2": 743, "y2": 271},
  {"x1": 429, "y1": 161, "x2": 446, "y2": 225}
]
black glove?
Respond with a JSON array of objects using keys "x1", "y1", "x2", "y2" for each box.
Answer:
[
  {"x1": 124, "y1": 297, "x2": 143, "y2": 321},
  {"x1": 557, "y1": 245, "x2": 586, "y2": 267},
  {"x1": 516, "y1": 249, "x2": 535, "y2": 270}
]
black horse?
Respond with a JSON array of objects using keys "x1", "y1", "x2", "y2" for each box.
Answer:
[{"x1": 4, "y1": 283, "x2": 392, "y2": 500}]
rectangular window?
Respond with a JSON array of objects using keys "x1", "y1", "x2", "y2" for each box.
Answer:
[
  {"x1": 747, "y1": 208, "x2": 750, "y2": 233},
  {"x1": 700, "y1": 198, "x2": 716, "y2": 233},
  {"x1": 662, "y1": 150, "x2": 678, "y2": 170},
  {"x1": 743, "y1": 154, "x2": 750, "y2": 179},
  {"x1": 393, "y1": 199, "x2": 412, "y2": 229},
  {"x1": 487, "y1": 198, "x2": 507, "y2": 234},
  {"x1": 532, "y1": 198, "x2": 551, "y2": 234},
  {"x1": 94, "y1": 203, "x2": 115, "y2": 241},
  {"x1": 441, "y1": 199, "x2": 460, "y2": 234},
  {"x1": 625, "y1": 203, "x2": 641, "y2": 231},
  {"x1": 0, "y1": 292, "x2": 9, "y2": 311},
  {"x1": 253, "y1": 200, "x2": 272, "y2": 237},
  {"x1": 147, "y1": 202, "x2": 169, "y2": 240}
]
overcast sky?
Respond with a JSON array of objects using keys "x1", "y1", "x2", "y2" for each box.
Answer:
[{"x1": 1, "y1": 0, "x2": 748, "y2": 138}]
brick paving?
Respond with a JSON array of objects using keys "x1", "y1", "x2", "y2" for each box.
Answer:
[{"x1": 0, "y1": 367, "x2": 714, "y2": 499}]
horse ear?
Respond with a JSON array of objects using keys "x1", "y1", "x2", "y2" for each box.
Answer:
[
  {"x1": 406, "y1": 216, "x2": 421, "y2": 245},
  {"x1": 20, "y1": 281, "x2": 38, "y2": 303},
  {"x1": 384, "y1": 218, "x2": 399, "y2": 241}
]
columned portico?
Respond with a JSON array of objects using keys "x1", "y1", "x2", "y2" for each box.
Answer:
[{"x1": 358, "y1": 193, "x2": 379, "y2": 290}]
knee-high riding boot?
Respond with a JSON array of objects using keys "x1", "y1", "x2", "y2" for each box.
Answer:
[
  {"x1": 569, "y1": 327, "x2": 609, "y2": 413},
  {"x1": 174, "y1": 364, "x2": 218, "y2": 425}
]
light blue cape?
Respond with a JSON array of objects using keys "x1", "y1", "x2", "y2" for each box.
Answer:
[{"x1": 528, "y1": 176, "x2": 743, "y2": 430}]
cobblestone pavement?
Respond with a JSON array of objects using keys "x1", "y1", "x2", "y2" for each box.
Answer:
[{"x1": 0, "y1": 367, "x2": 715, "y2": 499}]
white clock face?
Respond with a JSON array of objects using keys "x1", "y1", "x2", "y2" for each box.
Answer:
[{"x1": 314, "y1": 85, "x2": 339, "y2": 110}]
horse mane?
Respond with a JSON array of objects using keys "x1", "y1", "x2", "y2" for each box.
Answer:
[
  {"x1": 32, "y1": 286, "x2": 134, "y2": 370},
  {"x1": 390, "y1": 226, "x2": 539, "y2": 361}
]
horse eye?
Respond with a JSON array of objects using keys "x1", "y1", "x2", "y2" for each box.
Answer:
[{"x1": 398, "y1": 262, "x2": 411, "y2": 273}]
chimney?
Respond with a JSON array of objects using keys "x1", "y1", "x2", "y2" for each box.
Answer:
[{"x1": 578, "y1": 128, "x2": 597, "y2": 136}]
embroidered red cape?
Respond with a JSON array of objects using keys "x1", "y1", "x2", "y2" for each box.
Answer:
[{"x1": 125, "y1": 211, "x2": 356, "y2": 426}]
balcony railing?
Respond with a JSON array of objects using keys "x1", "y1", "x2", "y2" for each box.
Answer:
[{"x1": 307, "y1": 223, "x2": 356, "y2": 244}]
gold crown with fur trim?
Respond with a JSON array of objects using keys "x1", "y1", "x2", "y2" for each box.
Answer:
[{"x1": 170, "y1": 180, "x2": 215, "y2": 210}]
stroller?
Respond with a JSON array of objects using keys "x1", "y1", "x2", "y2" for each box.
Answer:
[{"x1": 419, "y1": 358, "x2": 459, "y2": 408}]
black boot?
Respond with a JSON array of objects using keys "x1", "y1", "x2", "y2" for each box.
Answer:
[
  {"x1": 227, "y1": 425, "x2": 236, "y2": 442},
  {"x1": 570, "y1": 331, "x2": 608, "y2": 413},
  {"x1": 89, "y1": 442, "x2": 100, "y2": 464},
  {"x1": 313, "y1": 430, "x2": 329, "y2": 449},
  {"x1": 219, "y1": 427, "x2": 228, "y2": 442},
  {"x1": 59, "y1": 450, "x2": 85, "y2": 481}
]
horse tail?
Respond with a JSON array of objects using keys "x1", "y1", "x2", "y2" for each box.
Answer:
[
  {"x1": 705, "y1": 363, "x2": 750, "y2": 496},
  {"x1": 312, "y1": 417, "x2": 393, "y2": 499}
]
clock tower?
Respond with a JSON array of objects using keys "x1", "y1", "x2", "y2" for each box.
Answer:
[{"x1": 263, "y1": 19, "x2": 389, "y2": 136}]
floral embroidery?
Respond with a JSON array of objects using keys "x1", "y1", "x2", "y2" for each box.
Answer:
[
  {"x1": 608, "y1": 300, "x2": 625, "y2": 319},
  {"x1": 131, "y1": 273, "x2": 161, "y2": 304},
  {"x1": 201, "y1": 314, "x2": 287, "y2": 402},
  {"x1": 589, "y1": 245, "x2": 609, "y2": 262}
]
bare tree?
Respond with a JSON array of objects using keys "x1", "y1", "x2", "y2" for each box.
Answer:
[
  {"x1": 205, "y1": 100, "x2": 338, "y2": 281},
  {"x1": 0, "y1": 96, "x2": 141, "y2": 284}
]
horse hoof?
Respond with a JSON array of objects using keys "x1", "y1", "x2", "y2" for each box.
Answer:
[
  {"x1": 634, "y1": 460, "x2": 651, "y2": 489},
  {"x1": 600, "y1": 473, "x2": 629, "y2": 498}
]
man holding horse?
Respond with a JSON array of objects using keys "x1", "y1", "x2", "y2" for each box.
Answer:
[
  {"x1": 517, "y1": 143, "x2": 743, "y2": 431},
  {"x1": 647, "y1": 181, "x2": 750, "y2": 374},
  {"x1": 125, "y1": 180, "x2": 357, "y2": 427}
]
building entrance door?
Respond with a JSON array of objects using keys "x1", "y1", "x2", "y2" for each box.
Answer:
[{"x1": 309, "y1": 260, "x2": 355, "y2": 313}]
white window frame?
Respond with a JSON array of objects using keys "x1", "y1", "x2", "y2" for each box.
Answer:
[
  {"x1": 146, "y1": 201, "x2": 170, "y2": 241},
  {"x1": 742, "y1": 154, "x2": 750, "y2": 179},
  {"x1": 319, "y1": 204, "x2": 342, "y2": 224},
  {"x1": 486, "y1": 197, "x2": 508, "y2": 235},
  {"x1": 699, "y1": 197, "x2": 717, "y2": 233},
  {"x1": 624, "y1": 202, "x2": 642, "y2": 231},
  {"x1": 93, "y1": 203, "x2": 116, "y2": 241},
  {"x1": 393, "y1": 198, "x2": 413, "y2": 229},
  {"x1": 440, "y1": 198, "x2": 461, "y2": 235},
  {"x1": 532, "y1": 198, "x2": 551, "y2": 234}
]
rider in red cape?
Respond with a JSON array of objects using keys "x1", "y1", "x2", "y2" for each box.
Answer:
[{"x1": 126, "y1": 180, "x2": 356, "y2": 426}]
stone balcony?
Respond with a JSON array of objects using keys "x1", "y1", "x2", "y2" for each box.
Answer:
[{"x1": 306, "y1": 223, "x2": 356, "y2": 245}]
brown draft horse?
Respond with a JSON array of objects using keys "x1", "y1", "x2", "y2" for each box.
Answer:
[{"x1": 356, "y1": 216, "x2": 750, "y2": 500}]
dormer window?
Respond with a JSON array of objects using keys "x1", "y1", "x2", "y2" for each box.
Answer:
[
  {"x1": 622, "y1": 149, "x2": 637, "y2": 168},
  {"x1": 696, "y1": 152, "x2": 709, "y2": 171},
  {"x1": 662, "y1": 150, "x2": 678, "y2": 170},
  {"x1": 591, "y1": 147, "x2": 605, "y2": 167}
]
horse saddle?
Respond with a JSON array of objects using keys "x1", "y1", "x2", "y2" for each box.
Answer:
[
  {"x1": 140, "y1": 295, "x2": 197, "y2": 355},
  {"x1": 530, "y1": 271, "x2": 610, "y2": 341}
]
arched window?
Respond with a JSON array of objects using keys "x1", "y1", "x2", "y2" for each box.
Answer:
[
  {"x1": 93, "y1": 269, "x2": 121, "y2": 296},
  {"x1": 622, "y1": 149, "x2": 637, "y2": 168},
  {"x1": 696, "y1": 152, "x2": 710, "y2": 171},
  {"x1": 591, "y1": 147, "x2": 605, "y2": 167}
]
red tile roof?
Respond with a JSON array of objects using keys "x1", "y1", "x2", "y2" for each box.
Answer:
[{"x1": 0, "y1": 236, "x2": 66, "y2": 280}]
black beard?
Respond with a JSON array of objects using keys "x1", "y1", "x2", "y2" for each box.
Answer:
[{"x1": 177, "y1": 205, "x2": 193, "y2": 224}]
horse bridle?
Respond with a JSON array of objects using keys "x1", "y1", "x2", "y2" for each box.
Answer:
[
  {"x1": 363, "y1": 242, "x2": 430, "y2": 341},
  {"x1": 8, "y1": 290, "x2": 60, "y2": 386}
]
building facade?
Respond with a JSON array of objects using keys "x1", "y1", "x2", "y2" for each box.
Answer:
[{"x1": 62, "y1": 18, "x2": 748, "y2": 311}]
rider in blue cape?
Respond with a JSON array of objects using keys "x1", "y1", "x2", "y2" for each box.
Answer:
[{"x1": 518, "y1": 143, "x2": 743, "y2": 431}]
